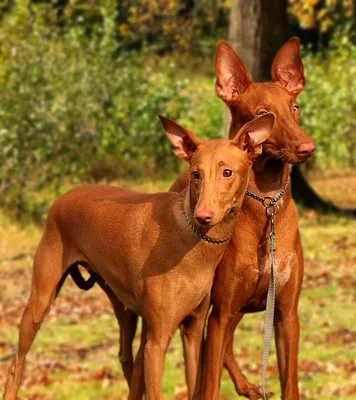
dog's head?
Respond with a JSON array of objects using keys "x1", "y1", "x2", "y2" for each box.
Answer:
[
  {"x1": 215, "y1": 37, "x2": 315, "y2": 165},
  {"x1": 159, "y1": 114, "x2": 274, "y2": 227}
]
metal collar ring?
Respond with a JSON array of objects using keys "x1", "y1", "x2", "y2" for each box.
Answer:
[
  {"x1": 262, "y1": 196, "x2": 275, "y2": 208},
  {"x1": 265, "y1": 203, "x2": 280, "y2": 217}
]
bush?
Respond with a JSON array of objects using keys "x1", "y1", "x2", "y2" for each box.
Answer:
[
  {"x1": 0, "y1": 4, "x2": 192, "y2": 216},
  {"x1": 299, "y1": 26, "x2": 356, "y2": 169}
]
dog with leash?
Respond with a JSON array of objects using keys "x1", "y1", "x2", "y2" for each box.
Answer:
[
  {"x1": 4, "y1": 113, "x2": 275, "y2": 400},
  {"x1": 69, "y1": 37, "x2": 316, "y2": 400},
  {"x1": 170, "y1": 38, "x2": 316, "y2": 400}
]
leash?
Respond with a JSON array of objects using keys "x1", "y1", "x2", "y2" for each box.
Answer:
[
  {"x1": 245, "y1": 176, "x2": 290, "y2": 400},
  {"x1": 184, "y1": 212, "x2": 231, "y2": 244}
]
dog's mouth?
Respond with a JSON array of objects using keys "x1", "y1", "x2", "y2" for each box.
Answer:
[
  {"x1": 194, "y1": 216, "x2": 219, "y2": 228},
  {"x1": 263, "y1": 158, "x2": 284, "y2": 170}
]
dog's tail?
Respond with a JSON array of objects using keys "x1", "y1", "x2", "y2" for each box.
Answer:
[
  {"x1": 55, "y1": 264, "x2": 96, "y2": 298},
  {"x1": 70, "y1": 264, "x2": 97, "y2": 290}
]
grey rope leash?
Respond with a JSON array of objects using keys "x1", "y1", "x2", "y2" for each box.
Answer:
[
  {"x1": 184, "y1": 212, "x2": 231, "y2": 244},
  {"x1": 261, "y1": 210, "x2": 276, "y2": 400},
  {"x1": 245, "y1": 176, "x2": 290, "y2": 400}
]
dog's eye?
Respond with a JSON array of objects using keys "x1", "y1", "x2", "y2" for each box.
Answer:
[
  {"x1": 257, "y1": 110, "x2": 268, "y2": 116},
  {"x1": 292, "y1": 104, "x2": 300, "y2": 113},
  {"x1": 222, "y1": 169, "x2": 233, "y2": 178},
  {"x1": 191, "y1": 170, "x2": 200, "y2": 180}
]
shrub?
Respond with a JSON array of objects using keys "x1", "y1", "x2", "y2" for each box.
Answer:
[
  {"x1": 0, "y1": 4, "x2": 191, "y2": 215},
  {"x1": 299, "y1": 26, "x2": 356, "y2": 169}
]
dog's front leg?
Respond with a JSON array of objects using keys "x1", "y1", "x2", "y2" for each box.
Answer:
[
  {"x1": 199, "y1": 302, "x2": 232, "y2": 400},
  {"x1": 181, "y1": 293, "x2": 211, "y2": 398},
  {"x1": 144, "y1": 327, "x2": 172, "y2": 400},
  {"x1": 275, "y1": 252, "x2": 302, "y2": 399},
  {"x1": 274, "y1": 246, "x2": 303, "y2": 400},
  {"x1": 128, "y1": 320, "x2": 147, "y2": 400},
  {"x1": 274, "y1": 307, "x2": 300, "y2": 399}
]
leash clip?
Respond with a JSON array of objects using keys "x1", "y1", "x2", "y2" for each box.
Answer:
[{"x1": 269, "y1": 216, "x2": 276, "y2": 252}]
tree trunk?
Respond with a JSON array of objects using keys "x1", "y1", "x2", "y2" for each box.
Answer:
[
  {"x1": 223, "y1": 0, "x2": 289, "y2": 132},
  {"x1": 228, "y1": 0, "x2": 288, "y2": 82},
  {"x1": 226, "y1": 0, "x2": 354, "y2": 215}
]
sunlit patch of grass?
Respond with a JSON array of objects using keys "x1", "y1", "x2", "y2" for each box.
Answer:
[
  {"x1": 299, "y1": 371, "x2": 354, "y2": 400},
  {"x1": 1, "y1": 325, "x2": 19, "y2": 344},
  {"x1": 303, "y1": 284, "x2": 340, "y2": 299},
  {"x1": 32, "y1": 315, "x2": 118, "y2": 350},
  {"x1": 19, "y1": 380, "x2": 129, "y2": 400},
  {"x1": 219, "y1": 371, "x2": 237, "y2": 395},
  {"x1": 307, "y1": 170, "x2": 356, "y2": 208},
  {"x1": 0, "y1": 211, "x2": 41, "y2": 260},
  {"x1": 300, "y1": 344, "x2": 346, "y2": 362},
  {"x1": 299, "y1": 214, "x2": 356, "y2": 263}
]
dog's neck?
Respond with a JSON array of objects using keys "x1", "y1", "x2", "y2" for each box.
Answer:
[
  {"x1": 248, "y1": 156, "x2": 291, "y2": 197},
  {"x1": 238, "y1": 157, "x2": 292, "y2": 233}
]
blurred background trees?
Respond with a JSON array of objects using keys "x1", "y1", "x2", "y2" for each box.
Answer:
[{"x1": 0, "y1": 0, "x2": 355, "y2": 218}]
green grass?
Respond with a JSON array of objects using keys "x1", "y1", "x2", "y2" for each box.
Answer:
[{"x1": 0, "y1": 177, "x2": 355, "y2": 400}]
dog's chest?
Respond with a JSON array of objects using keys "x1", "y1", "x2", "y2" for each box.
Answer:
[
  {"x1": 241, "y1": 252, "x2": 296, "y2": 313},
  {"x1": 115, "y1": 248, "x2": 218, "y2": 317},
  {"x1": 259, "y1": 252, "x2": 294, "y2": 289}
]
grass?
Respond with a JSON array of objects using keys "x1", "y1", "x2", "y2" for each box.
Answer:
[
  {"x1": 0, "y1": 174, "x2": 355, "y2": 399},
  {"x1": 306, "y1": 169, "x2": 356, "y2": 209}
]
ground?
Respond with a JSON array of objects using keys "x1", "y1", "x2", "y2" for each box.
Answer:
[{"x1": 0, "y1": 172, "x2": 355, "y2": 400}]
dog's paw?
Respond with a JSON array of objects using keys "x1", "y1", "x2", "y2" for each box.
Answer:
[{"x1": 247, "y1": 385, "x2": 274, "y2": 400}]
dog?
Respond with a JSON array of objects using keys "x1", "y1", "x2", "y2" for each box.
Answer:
[{"x1": 4, "y1": 113, "x2": 275, "y2": 400}]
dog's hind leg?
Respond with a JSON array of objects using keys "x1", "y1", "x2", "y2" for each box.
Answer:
[
  {"x1": 118, "y1": 308, "x2": 138, "y2": 387},
  {"x1": 4, "y1": 230, "x2": 65, "y2": 400}
]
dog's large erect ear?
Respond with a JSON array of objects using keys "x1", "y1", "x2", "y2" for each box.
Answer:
[
  {"x1": 232, "y1": 113, "x2": 275, "y2": 160},
  {"x1": 215, "y1": 40, "x2": 252, "y2": 104},
  {"x1": 158, "y1": 115, "x2": 201, "y2": 161},
  {"x1": 271, "y1": 37, "x2": 305, "y2": 96}
]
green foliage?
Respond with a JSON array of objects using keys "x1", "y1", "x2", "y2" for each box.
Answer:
[
  {"x1": 0, "y1": 0, "x2": 229, "y2": 55},
  {"x1": 0, "y1": 3, "x2": 191, "y2": 215},
  {"x1": 178, "y1": 82, "x2": 224, "y2": 140},
  {"x1": 299, "y1": 25, "x2": 356, "y2": 169}
]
